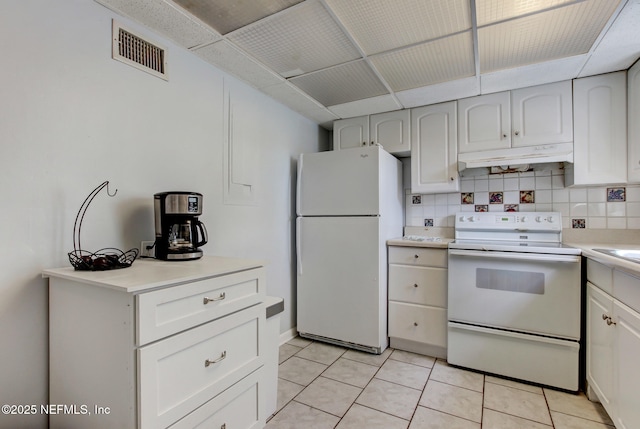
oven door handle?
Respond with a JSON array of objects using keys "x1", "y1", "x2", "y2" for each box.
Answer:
[{"x1": 448, "y1": 249, "x2": 580, "y2": 263}]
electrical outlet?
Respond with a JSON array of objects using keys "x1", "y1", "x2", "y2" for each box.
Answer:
[{"x1": 140, "y1": 240, "x2": 155, "y2": 258}]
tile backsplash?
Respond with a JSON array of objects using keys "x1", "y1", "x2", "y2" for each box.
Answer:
[{"x1": 405, "y1": 166, "x2": 640, "y2": 230}]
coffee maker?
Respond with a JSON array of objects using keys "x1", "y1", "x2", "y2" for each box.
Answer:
[{"x1": 154, "y1": 192, "x2": 208, "y2": 260}]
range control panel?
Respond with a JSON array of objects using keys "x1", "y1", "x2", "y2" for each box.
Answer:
[{"x1": 455, "y1": 212, "x2": 561, "y2": 232}]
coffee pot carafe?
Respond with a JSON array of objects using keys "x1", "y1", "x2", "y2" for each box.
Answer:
[{"x1": 154, "y1": 192, "x2": 208, "y2": 260}]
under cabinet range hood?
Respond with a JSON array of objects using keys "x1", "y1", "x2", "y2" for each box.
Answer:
[{"x1": 457, "y1": 142, "x2": 574, "y2": 173}]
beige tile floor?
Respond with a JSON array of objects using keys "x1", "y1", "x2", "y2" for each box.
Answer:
[{"x1": 266, "y1": 337, "x2": 615, "y2": 429}]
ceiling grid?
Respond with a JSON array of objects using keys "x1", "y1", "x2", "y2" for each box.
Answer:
[{"x1": 95, "y1": 0, "x2": 638, "y2": 128}]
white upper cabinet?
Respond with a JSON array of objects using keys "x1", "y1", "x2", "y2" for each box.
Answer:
[
  {"x1": 627, "y1": 59, "x2": 640, "y2": 183},
  {"x1": 458, "y1": 91, "x2": 511, "y2": 153},
  {"x1": 411, "y1": 102, "x2": 459, "y2": 194},
  {"x1": 458, "y1": 81, "x2": 573, "y2": 154},
  {"x1": 511, "y1": 80, "x2": 573, "y2": 147},
  {"x1": 370, "y1": 110, "x2": 411, "y2": 156},
  {"x1": 569, "y1": 71, "x2": 627, "y2": 186},
  {"x1": 333, "y1": 116, "x2": 369, "y2": 150},
  {"x1": 333, "y1": 110, "x2": 411, "y2": 155}
]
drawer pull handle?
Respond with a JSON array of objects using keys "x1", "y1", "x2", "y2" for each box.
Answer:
[
  {"x1": 221, "y1": 424, "x2": 226, "y2": 429},
  {"x1": 203, "y1": 292, "x2": 226, "y2": 305},
  {"x1": 413, "y1": 283, "x2": 418, "y2": 288},
  {"x1": 602, "y1": 314, "x2": 617, "y2": 326},
  {"x1": 414, "y1": 254, "x2": 419, "y2": 259},
  {"x1": 414, "y1": 322, "x2": 418, "y2": 327},
  {"x1": 205, "y1": 351, "x2": 227, "y2": 367}
]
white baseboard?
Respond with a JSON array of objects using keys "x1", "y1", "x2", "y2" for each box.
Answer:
[{"x1": 279, "y1": 327, "x2": 298, "y2": 346}]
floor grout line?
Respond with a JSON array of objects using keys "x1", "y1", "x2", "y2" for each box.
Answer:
[{"x1": 269, "y1": 339, "x2": 612, "y2": 429}]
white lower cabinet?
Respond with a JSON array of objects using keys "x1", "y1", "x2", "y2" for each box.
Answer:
[
  {"x1": 46, "y1": 257, "x2": 267, "y2": 429},
  {"x1": 586, "y1": 282, "x2": 615, "y2": 411},
  {"x1": 613, "y1": 299, "x2": 640, "y2": 428},
  {"x1": 586, "y1": 259, "x2": 640, "y2": 429},
  {"x1": 388, "y1": 245, "x2": 447, "y2": 358}
]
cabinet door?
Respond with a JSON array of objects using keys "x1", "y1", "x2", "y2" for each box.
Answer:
[
  {"x1": 571, "y1": 72, "x2": 627, "y2": 185},
  {"x1": 511, "y1": 81, "x2": 573, "y2": 147},
  {"x1": 370, "y1": 110, "x2": 411, "y2": 155},
  {"x1": 586, "y1": 283, "x2": 615, "y2": 416},
  {"x1": 411, "y1": 102, "x2": 459, "y2": 193},
  {"x1": 628, "y1": 60, "x2": 640, "y2": 183},
  {"x1": 614, "y1": 300, "x2": 640, "y2": 429},
  {"x1": 333, "y1": 116, "x2": 369, "y2": 150},
  {"x1": 458, "y1": 91, "x2": 510, "y2": 153}
]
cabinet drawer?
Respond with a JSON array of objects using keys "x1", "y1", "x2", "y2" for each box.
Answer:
[
  {"x1": 389, "y1": 265, "x2": 447, "y2": 307},
  {"x1": 169, "y1": 368, "x2": 263, "y2": 429},
  {"x1": 587, "y1": 260, "x2": 613, "y2": 296},
  {"x1": 388, "y1": 246, "x2": 447, "y2": 267},
  {"x1": 389, "y1": 302, "x2": 447, "y2": 348},
  {"x1": 614, "y1": 270, "x2": 640, "y2": 314},
  {"x1": 138, "y1": 304, "x2": 265, "y2": 429},
  {"x1": 137, "y1": 268, "x2": 265, "y2": 345}
]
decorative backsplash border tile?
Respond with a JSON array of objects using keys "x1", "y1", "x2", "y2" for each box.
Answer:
[{"x1": 405, "y1": 169, "x2": 640, "y2": 230}]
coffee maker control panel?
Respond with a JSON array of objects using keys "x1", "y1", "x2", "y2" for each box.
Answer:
[{"x1": 187, "y1": 195, "x2": 199, "y2": 213}]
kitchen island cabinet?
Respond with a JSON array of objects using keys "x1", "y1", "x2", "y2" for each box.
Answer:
[
  {"x1": 585, "y1": 257, "x2": 640, "y2": 429},
  {"x1": 387, "y1": 239, "x2": 449, "y2": 359},
  {"x1": 44, "y1": 256, "x2": 268, "y2": 429}
]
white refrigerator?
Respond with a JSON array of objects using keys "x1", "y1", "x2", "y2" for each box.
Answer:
[{"x1": 296, "y1": 146, "x2": 403, "y2": 353}]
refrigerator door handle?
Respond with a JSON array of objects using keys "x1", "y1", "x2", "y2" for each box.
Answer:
[
  {"x1": 296, "y1": 155, "x2": 303, "y2": 216},
  {"x1": 296, "y1": 217, "x2": 303, "y2": 275}
]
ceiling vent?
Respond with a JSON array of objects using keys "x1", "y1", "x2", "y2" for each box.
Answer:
[{"x1": 112, "y1": 20, "x2": 168, "y2": 81}]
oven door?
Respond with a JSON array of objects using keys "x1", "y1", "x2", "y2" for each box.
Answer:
[{"x1": 448, "y1": 249, "x2": 581, "y2": 340}]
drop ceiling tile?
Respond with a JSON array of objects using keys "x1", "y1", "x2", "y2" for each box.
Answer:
[
  {"x1": 480, "y1": 55, "x2": 587, "y2": 94},
  {"x1": 193, "y1": 40, "x2": 283, "y2": 88},
  {"x1": 479, "y1": 0, "x2": 622, "y2": 73},
  {"x1": 476, "y1": 0, "x2": 575, "y2": 26},
  {"x1": 326, "y1": 0, "x2": 470, "y2": 55},
  {"x1": 227, "y1": 0, "x2": 361, "y2": 77},
  {"x1": 95, "y1": 0, "x2": 221, "y2": 48},
  {"x1": 395, "y1": 77, "x2": 480, "y2": 108},
  {"x1": 172, "y1": 0, "x2": 302, "y2": 35},
  {"x1": 580, "y1": 0, "x2": 640, "y2": 76},
  {"x1": 288, "y1": 60, "x2": 388, "y2": 107},
  {"x1": 370, "y1": 31, "x2": 475, "y2": 92},
  {"x1": 298, "y1": 108, "x2": 340, "y2": 129},
  {"x1": 260, "y1": 82, "x2": 324, "y2": 112},
  {"x1": 328, "y1": 95, "x2": 401, "y2": 118}
]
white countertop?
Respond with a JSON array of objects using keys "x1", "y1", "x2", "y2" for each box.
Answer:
[
  {"x1": 568, "y1": 242, "x2": 640, "y2": 275},
  {"x1": 387, "y1": 237, "x2": 453, "y2": 249},
  {"x1": 43, "y1": 255, "x2": 265, "y2": 294}
]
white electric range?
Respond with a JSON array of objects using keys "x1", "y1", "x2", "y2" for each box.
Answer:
[{"x1": 447, "y1": 212, "x2": 582, "y2": 391}]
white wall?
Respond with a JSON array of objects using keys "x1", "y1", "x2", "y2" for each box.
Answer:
[{"x1": 0, "y1": 1, "x2": 326, "y2": 427}]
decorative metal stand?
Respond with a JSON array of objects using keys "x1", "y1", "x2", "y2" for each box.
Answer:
[{"x1": 67, "y1": 181, "x2": 139, "y2": 271}]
